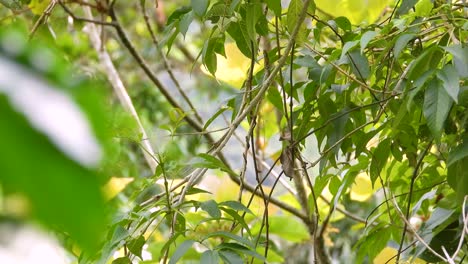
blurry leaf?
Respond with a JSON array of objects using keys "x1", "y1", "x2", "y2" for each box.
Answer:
[
  {"x1": 334, "y1": 16, "x2": 351, "y2": 31},
  {"x1": 191, "y1": 0, "x2": 210, "y2": 17},
  {"x1": 128, "y1": 235, "x2": 146, "y2": 259},
  {"x1": 315, "y1": 0, "x2": 392, "y2": 24},
  {"x1": 0, "y1": 87, "x2": 106, "y2": 251},
  {"x1": 193, "y1": 153, "x2": 234, "y2": 175},
  {"x1": 220, "y1": 207, "x2": 252, "y2": 235},
  {"x1": 179, "y1": 11, "x2": 194, "y2": 38},
  {"x1": 102, "y1": 177, "x2": 134, "y2": 201},
  {"x1": 168, "y1": 240, "x2": 195, "y2": 264},
  {"x1": 201, "y1": 250, "x2": 220, "y2": 264},
  {"x1": 370, "y1": 138, "x2": 391, "y2": 186},
  {"x1": 286, "y1": 0, "x2": 308, "y2": 43},
  {"x1": 219, "y1": 249, "x2": 243, "y2": 264},
  {"x1": 340, "y1": 40, "x2": 359, "y2": 60},
  {"x1": 423, "y1": 78, "x2": 453, "y2": 139},
  {"x1": 397, "y1": 0, "x2": 419, "y2": 15},
  {"x1": 394, "y1": 33, "x2": 415, "y2": 59},
  {"x1": 414, "y1": 0, "x2": 433, "y2": 17},
  {"x1": 200, "y1": 199, "x2": 221, "y2": 219},
  {"x1": 355, "y1": 225, "x2": 392, "y2": 263},
  {"x1": 266, "y1": 0, "x2": 281, "y2": 16},
  {"x1": 437, "y1": 65, "x2": 460, "y2": 103},
  {"x1": 360, "y1": 30, "x2": 377, "y2": 54},
  {"x1": 112, "y1": 257, "x2": 132, "y2": 264},
  {"x1": 219, "y1": 200, "x2": 253, "y2": 214},
  {"x1": 185, "y1": 187, "x2": 212, "y2": 195},
  {"x1": 442, "y1": 45, "x2": 468, "y2": 77},
  {"x1": 447, "y1": 157, "x2": 468, "y2": 202},
  {"x1": 349, "y1": 172, "x2": 374, "y2": 202},
  {"x1": 204, "y1": 106, "x2": 229, "y2": 130},
  {"x1": 245, "y1": 2, "x2": 262, "y2": 42},
  {"x1": 203, "y1": 231, "x2": 254, "y2": 248},
  {"x1": 266, "y1": 216, "x2": 309, "y2": 242},
  {"x1": 111, "y1": 226, "x2": 130, "y2": 246},
  {"x1": 348, "y1": 50, "x2": 370, "y2": 79},
  {"x1": 217, "y1": 243, "x2": 265, "y2": 261},
  {"x1": 374, "y1": 247, "x2": 426, "y2": 264},
  {"x1": 202, "y1": 36, "x2": 218, "y2": 76},
  {"x1": 28, "y1": 0, "x2": 48, "y2": 15},
  {"x1": 227, "y1": 21, "x2": 252, "y2": 58},
  {"x1": 447, "y1": 140, "x2": 468, "y2": 167}
]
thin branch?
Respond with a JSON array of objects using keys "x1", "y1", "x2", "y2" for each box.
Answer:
[
  {"x1": 82, "y1": 6, "x2": 158, "y2": 172},
  {"x1": 396, "y1": 141, "x2": 432, "y2": 262}
]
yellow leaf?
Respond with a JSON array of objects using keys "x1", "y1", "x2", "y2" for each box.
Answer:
[
  {"x1": 349, "y1": 172, "x2": 377, "y2": 202},
  {"x1": 102, "y1": 177, "x2": 134, "y2": 200},
  {"x1": 28, "y1": 0, "x2": 50, "y2": 15},
  {"x1": 315, "y1": 0, "x2": 392, "y2": 24},
  {"x1": 201, "y1": 43, "x2": 262, "y2": 89},
  {"x1": 374, "y1": 247, "x2": 427, "y2": 264}
]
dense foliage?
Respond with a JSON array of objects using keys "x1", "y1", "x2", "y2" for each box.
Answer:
[{"x1": 0, "y1": 0, "x2": 467, "y2": 263}]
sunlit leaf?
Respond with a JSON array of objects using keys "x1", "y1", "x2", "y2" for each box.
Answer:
[
  {"x1": 315, "y1": 0, "x2": 392, "y2": 24},
  {"x1": 102, "y1": 177, "x2": 134, "y2": 201}
]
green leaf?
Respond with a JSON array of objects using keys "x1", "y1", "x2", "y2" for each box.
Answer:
[
  {"x1": 286, "y1": 0, "x2": 307, "y2": 44},
  {"x1": 340, "y1": 40, "x2": 359, "y2": 60},
  {"x1": 415, "y1": 0, "x2": 433, "y2": 17},
  {"x1": 168, "y1": 240, "x2": 196, "y2": 264},
  {"x1": 447, "y1": 140, "x2": 468, "y2": 167},
  {"x1": 200, "y1": 199, "x2": 221, "y2": 219},
  {"x1": 442, "y1": 45, "x2": 468, "y2": 77},
  {"x1": 204, "y1": 106, "x2": 229, "y2": 130},
  {"x1": 447, "y1": 158, "x2": 468, "y2": 202},
  {"x1": 193, "y1": 153, "x2": 234, "y2": 174},
  {"x1": 0, "y1": 95, "x2": 106, "y2": 251},
  {"x1": 423, "y1": 78, "x2": 453, "y2": 139},
  {"x1": 112, "y1": 257, "x2": 132, "y2": 264},
  {"x1": 219, "y1": 200, "x2": 253, "y2": 214},
  {"x1": 203, "y1": 231, "x2": 254, "y2": 248},
  {"x1": 370, "y1": 138, "x2": 391, "y2": 187},
  {"x1": 360, "y1": 30, "x2": 377, "y2": 54},
  {"x1": 397, "y1": 0, "x2": 419, "y2": 15},
  {"x1": 348, "y1": 50, "x2": 370, "y2": 79},
  {"x1": 179, "y1": 11, "x2": 194, "y2": 38},
  {"x1": 355, "y1": 225, "x2": 392, "y2": 263},
  {"x1": 219, "y1": 208, "x2": 252, "y2": 236},
  {"x1": 334, "y1": 16, "x2": 351, "y2": 32},
  {"x1": 437, "y1": 64, "x2": 460, "y2": 103},
  {"x1": 226, "y1": 21, "x2": 252, "y2": 58},
  {"x1": 202, "y1": 36, "x2": 218, "y2": 76},
  {"x1": 394, "y1": 33, "x2": 415, "y2": 59},
  {"x1": 266, "y1": 0, "x2": 281, "y2": 16},
  {"x1": 201, "y1": 250, "x2": 220, "y2": 264},
  {"x1": 128, "y1": 235, "x2": 146, "y2": 259},
  {"x1": 191, "y1": 0, "x2": 210, "y2": 17},
  {"x1": 245, "y1": 2, "x2": 262, "y2": 42},
  {"x1": 264, "y1": 215, "x2": 309, "y2": 242},
  {"x1": 216, "y1": 243, "x2": 265, "y2": 261},
  {"x1": 219, "y1": 249, "x2": 244, "y2": 264}
]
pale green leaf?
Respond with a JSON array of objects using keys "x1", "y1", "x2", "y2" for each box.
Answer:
[
  {"x1": 437, "y1": 64, "x2": 460, "y2": 103},
  {"x1": 443, "y1": 45, "x2": 468, "y2": 78},
  {"x1": 200, "y1": 199, "x2": 221, "y2": 219},
  {"x1": 191, "y1": 0, "x2": 210, "y2": 17},
  {"x1": 168, "y1": 240, "x2": 195, "y2": 264},
  {"x1": 394, "y1": 33, "x2": 415, "y2": 59},
  {"x1": 360, "y1": 30, "x2": 377, "y2": 54},
  {"x1": 201, "y1": 250, "x2": 220, "y2": 264},
  {"x1": 266, "y1": 0, "x2": 281, "y2": 16}
]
